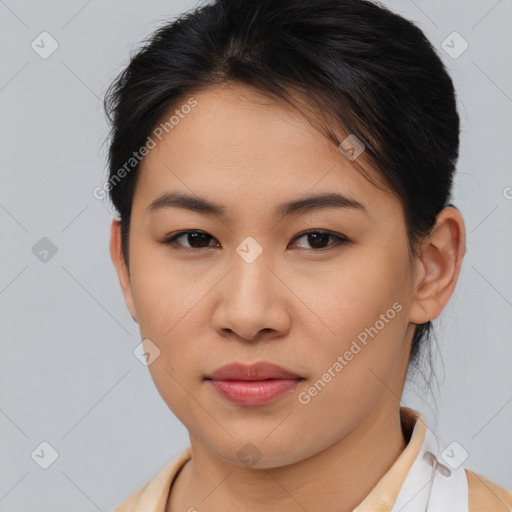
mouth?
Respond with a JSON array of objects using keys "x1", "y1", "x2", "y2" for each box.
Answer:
[{"x1": 204, "y1": 362, "x2": 304, "y2": 406}]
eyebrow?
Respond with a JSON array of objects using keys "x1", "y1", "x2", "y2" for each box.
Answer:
[{"x1": 146, "y1": 191, "x2": 368, "y2": 219}]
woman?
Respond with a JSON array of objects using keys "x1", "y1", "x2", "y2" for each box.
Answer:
[{"x1": 104, "y1": 0, "x2": 512, "y2": 510}]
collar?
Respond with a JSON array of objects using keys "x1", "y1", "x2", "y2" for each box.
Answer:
[{"x1": 354, "y1": 406, "x2": 469, "y2": 512}]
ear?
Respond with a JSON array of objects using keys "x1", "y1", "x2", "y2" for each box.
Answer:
[
  {"x1": 409, "y1": 206, "x2": 466, "y2": 324},
  {"x1": 109, "y1": 218, "x2": 138, "y2": 323}
]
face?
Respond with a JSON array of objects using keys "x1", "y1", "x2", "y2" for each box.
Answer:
[{"x1": 112, "y1": 83, "x2": 421, "y2": 468}]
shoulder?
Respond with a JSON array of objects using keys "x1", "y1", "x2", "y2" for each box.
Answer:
[
  {"x1": 110, "y1": 447, "x2": 192, "y2": 512},
  {"x1": 466, "y1": 468, "x2": 512, "y2": 512}
]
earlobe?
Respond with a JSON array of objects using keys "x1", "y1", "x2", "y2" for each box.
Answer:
[
  {"x1": 109, "y1": 218, "x2": 138, "y2": 323},
  {"x1": 409, "y1": 206, "x2": 466, "y2": 324}
]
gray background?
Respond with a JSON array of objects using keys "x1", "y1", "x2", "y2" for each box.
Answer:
[{"x1": 1, "y1": 0, "x2": 511, "y2": 510}]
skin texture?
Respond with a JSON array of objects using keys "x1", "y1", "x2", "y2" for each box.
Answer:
[{"x1": 110, "y1": 82, "x2": 466, "y2": 512}]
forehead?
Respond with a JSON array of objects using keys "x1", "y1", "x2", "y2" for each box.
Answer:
[{"x1": 134, "y1": 83, "x2": 396, "y2": 219}]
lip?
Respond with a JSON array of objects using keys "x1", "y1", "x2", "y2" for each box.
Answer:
[
  {"x1": 205, "y1": 362, "x2": 304, "y2": 406},
  {"x1": 206, "y1": 362, "x2": 302, "y2": 381}
]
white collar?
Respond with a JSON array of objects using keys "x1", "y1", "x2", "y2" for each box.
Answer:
[{"x1": 391, "y1": 423, "x2": 469, "y2": 512}]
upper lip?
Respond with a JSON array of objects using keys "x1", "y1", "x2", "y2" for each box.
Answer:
[{"x1": 206, "y1": 362, "x2": 303, "y2": 381}]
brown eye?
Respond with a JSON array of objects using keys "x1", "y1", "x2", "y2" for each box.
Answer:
[
  {"x1": 291, "y1": 230, "x2": 350, "y2": 250},
  {"x1": 163, "y1": 230, "x2": 218, "y2": 249}
]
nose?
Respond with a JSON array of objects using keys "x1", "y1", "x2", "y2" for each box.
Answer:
[{"x1": 211, "y1": 254, "x2": 291, "y2": 343}]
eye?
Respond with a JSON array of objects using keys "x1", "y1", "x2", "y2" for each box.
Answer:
[
  {"x1": 162, "y1": 229, "x2": 350, "y2": 252},
  {"x1": 162, "y1": 230, "x2": 219, "y2": 250},
  {"x1": 290, "y1": 230, "x2": 351, "y2": 251}
]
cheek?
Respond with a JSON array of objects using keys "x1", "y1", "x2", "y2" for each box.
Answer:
[
  {"x1": 297, "y1": 249, "x2": 411, "y2": 384},
  {"x1": 127, "y1": 242, "x2": 214, "y2": 379},
  {"x1": 128, "y1": 241, "x2": 208, "y2": 334},
  {"x1": 301, "y1": 249, "x2": 410, "y2": 332},
  {"x1": 292, "y1": 269, "x2": 408, "y2": 445}
]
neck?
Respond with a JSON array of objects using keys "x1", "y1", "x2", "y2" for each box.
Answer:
[{"x1": 167, "y1": 402, "x2": 408, "y2": 512}]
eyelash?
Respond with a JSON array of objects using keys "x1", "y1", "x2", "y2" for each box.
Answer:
[{"x1": 161, "y1": 229, "x2": 351, "y2": 253}]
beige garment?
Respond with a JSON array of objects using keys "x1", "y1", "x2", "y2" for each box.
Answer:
[{"x1": 111, "y1": 407, "x2": 512, "y2": 512}]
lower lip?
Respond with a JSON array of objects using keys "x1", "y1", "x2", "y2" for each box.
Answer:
[{"x1": 207, "y1": 378, "x2": 302, "y2": 406}]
